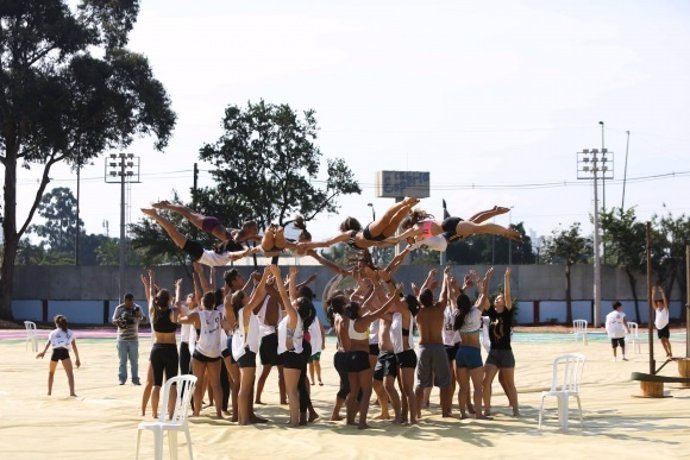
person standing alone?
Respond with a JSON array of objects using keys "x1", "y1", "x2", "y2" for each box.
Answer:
[
  {"x1": 113, "y1": 293, "x2": 146, "y2": 385},
  {"x1": 605, "y1": 301, "x2": 629, "y2": 362}
]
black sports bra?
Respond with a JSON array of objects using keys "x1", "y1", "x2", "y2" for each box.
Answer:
[
  {"x1": 153, "y1": 309, "x2": 177, "y2": 333},
  {"x1": 402, "y1": 327, "x2": 410, "y2": 337}
]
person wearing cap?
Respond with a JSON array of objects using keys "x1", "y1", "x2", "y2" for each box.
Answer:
[{"x1": 605, "y1": 301, "x2": 629, "y2": 361}]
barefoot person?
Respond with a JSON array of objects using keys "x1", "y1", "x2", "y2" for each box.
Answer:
[
  {"x1": 653, "y1": 286, "x2": 673, "y2": 358},
  {"x1": 141, "y1": 208, "x2": 253, "y2": 266},
  {"x1": 453, "y1": 267, "x2": 494, "y2": 419},
  {"x1": 414, "y1": 268, "x2": 453, "y2": 418},
  {"x1": 398, "y1": 206, "x2": 520, "y2": 252},
  {"x1": 254, "y1": 279, "x2": 285, "y2": 406},
  {"x1": 297, "y1": 196, "x2": 420, "y2": 251},
  {"x1": 36, "y1": 315, "x2": 81, "y2": 397},
  {"x1": 482, "y1": 267, "x2": 520, "y2": 416},
  {"x1": 152, "y1": 200, "x2": 259, "y2": 247}
]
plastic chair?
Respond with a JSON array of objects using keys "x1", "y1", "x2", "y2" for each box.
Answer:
[
  {"x1": 24, "y1": 321, "x2": 39, "y2": 352},
  {"x1": 136, "y1": 375, "x2": 197, "y2": 460},
  {"x1": 627, "y1": 321, "x2": 640, "y2": 354},
  {"x1": 572, "y1": 319, "x2": 588, "y2": 345},
  {"x1": 538, "y1": 353, "x2": 586, "y2": 431}
]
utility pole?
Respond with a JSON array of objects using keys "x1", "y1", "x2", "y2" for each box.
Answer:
[
  {"x1": 192, "y1": 162, "x2": 199, "y2": 240},
  {"x1": 105, "y1": 153, "x2": 141, "y2": 297},
  {"x1": 75, "y1": 153, "x2": 81, "y2": 265}
]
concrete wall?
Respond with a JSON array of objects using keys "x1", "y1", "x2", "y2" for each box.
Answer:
[{"x1": 11, "y1": 264, "x2": 684, "y2": 325}]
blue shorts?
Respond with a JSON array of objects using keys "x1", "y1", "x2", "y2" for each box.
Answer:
[{"x1": 455, "y1": 345, "x2": 483, "y2": 369}]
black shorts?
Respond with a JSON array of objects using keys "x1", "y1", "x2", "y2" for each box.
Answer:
[
  {"x1": 51, "y1": 348, "x2": 70, "y2": 362},
  {"x1": 182, "y1": 239, "x2": 204, "y2": 261},
  {"x1": 260, "y1": 333, "x2": 280, "y2": 366},
  {"x1": 192, "y1": 350, "x2": 221, "y2": 363},
  {"x1": 611, "y1": 337, "x2": 625, "y2": 348},
  {"x1": 369, "y1": 343, "x2": 380, "y2": 356},
  {"x1": 657, "y1": 325, "x2": 670, "y2": 339},
  {"x1": 237, "y1": 349, "x2": 256, "y2": 368},
  {"x1": 281, "y1": 350, "x2": 304, "y2": 370},
  {"x1": 445, "y1": 344, "x2": 459, "y2": 363},
  {"x1": 347, "y1": 350, "x2": 371, "y2": 373},
  {"x1": 485, "y1": 348, "x2": 516, "y2": 368},
  {"x1": 150, "y1": 343, "x2": 179, "y2": 386},
  {"x1": 373, "y1": 351, "x2": 398, "y2": 381},
  {"x1": 363, "y1": 224, "x2": 387, "y2": 241},
  {"x1": 441, "y1": 217, "x2": 463, "y2": 240},
  {"x1": 396, "y1": 349, "x2": 418, "y2": 369}
]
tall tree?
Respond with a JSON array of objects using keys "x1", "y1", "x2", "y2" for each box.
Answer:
[
  {"x1": 195, "y1": 100, "x2": 361, "y2": 230},
  {"x1": 600, "y1": 208, "x2": 657, "y2": 323},
  {"x1": 541, "y1": 222, "x2": 592, "y2": 323},
  {"x1": 28, "y1": 186, "x2": 82, "y2": 255},
  {"x1": 653, "y1": 208, "x2": 690, "y2": 323},
  {"x1": 0, "y1": 1, "x2": 175, "y2": 319}
]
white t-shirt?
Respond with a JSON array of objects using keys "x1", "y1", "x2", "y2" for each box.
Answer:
[
  {"x1": 605, "y1": 310, "x2": 627, "y2": 339},
  {"x1": 198, "y1": 250, "x2": 239, "y2": 267},
  {"x1": 49, "y1": 328, "x2": 75, "y2": 349}
]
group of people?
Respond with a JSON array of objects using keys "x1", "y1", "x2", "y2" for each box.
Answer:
[{"x1": 32, "y1": 198, "x2": 676, "y2": 431}]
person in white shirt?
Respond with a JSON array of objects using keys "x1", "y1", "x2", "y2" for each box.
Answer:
[
  {"x1": 36, "y1": 315, "x2": 81, "y2": 397},
  {"x1": 605, "y1": 301, "x2": 629, "y2": 361},
  {"x1": 653, "y1": 286, "x2": 673, "y2": 358}
]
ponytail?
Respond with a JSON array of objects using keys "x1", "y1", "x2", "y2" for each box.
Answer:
[
  {"x1": 54, "y1": 315, "x2": 68, "y2": 332},
  {"x1": 453, "y1": 294, "x2": 472, "y2": 331}
]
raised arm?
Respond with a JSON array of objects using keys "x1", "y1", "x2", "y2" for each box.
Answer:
[
  {"x1": 437, "y1": 266, "x2": 450, "y2": 309},
  {"x1": 299, "y1": 232, "x2": 351, "y2": 250},
  {"x1": 272, "y1": 265, "x2": 297, "y2": 323},
  {"x1": 193, "y1": 262, "x2": 212, "y2": 294},
  {"x1": 659, "y1": 286, "x2": 668, "y2": 309},
  {"x1": 307, "y1": 250, "x2": 350, "y2": 276},
  {"x1": 382, "y1": 245, "x2": 412, "y2": 276},
  {"x1": 247, "y1": 267, "x2": 271, "y2": 313},
  {"x1": 504, "y1": 267, "x2": 513, "y2": 311},
  {"x1": 174, "y1": 277, "x2": 183, "y2": 306},
  {"x1": 476, "y1": 267, "x2": 495, "y2": 311},
  {"x1": 419, "y1": 268, "x2": 439, "y2": 294},
  {"x1": 357, "y1": 286, "x2": 402, "y2": 330}
]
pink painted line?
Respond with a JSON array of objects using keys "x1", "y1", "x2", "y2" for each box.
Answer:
[{"x1": 0, "y1": 328, "x2": 157, "y2": 340}]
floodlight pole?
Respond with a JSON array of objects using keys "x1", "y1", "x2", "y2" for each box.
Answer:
[
  {"x1": 105, "y1": 153, "x2": 140, "y2": 297},
  {"x1": 592, "y1": 151, "x2": 603, "y2": 328}
]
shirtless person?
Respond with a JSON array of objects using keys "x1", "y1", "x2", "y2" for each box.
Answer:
[{"x1": 414, "y1": 267, "x2": 453, "y2": 418}]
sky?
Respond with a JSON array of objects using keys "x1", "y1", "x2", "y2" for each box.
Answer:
[{"x1": 15, "y1": 0, "x2": 690, "y2": 248}]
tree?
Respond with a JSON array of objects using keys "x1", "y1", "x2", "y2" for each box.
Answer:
[
  {"x1": 0, "y1": 1, "x2": 176, "y2": 319},
  {"x1": 653, "y1": 208, "x2": 690, "y2": 323},
  {"x1": 541, "y1": 222, "x2": 592, "y2": 323},
  {"x1": 195, "y1": 100, "x2": 361, "y2": 230},
  {"x1": 600, "y1": 208, "x2": 653, "y2": 323},
  {"x1": 28, "y1": 187, "x2": 82, "y2": 256}
]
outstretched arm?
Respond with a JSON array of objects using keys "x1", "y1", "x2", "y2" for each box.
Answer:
[
  {"x1": 193, "y1": 262, "x2": 212, "y2": 293},
  {"x1": 383, "y1": 245, "x2": 412, "y2": 276},
  {"x1": 504, "y1": 267, "x2": 513, "y2": 311},
  {"x1": 419, "y1": 268, "x2": 439, "y2": 294},
  {"x1": 307, "y1": 250, "x2": 350, "y2": 276},
  {"x1": 298, "y1": 232, "x2": 351, "y2": 250},
  {"x1": 476, "y1": 267, "x2": 495, "y2": 311}
]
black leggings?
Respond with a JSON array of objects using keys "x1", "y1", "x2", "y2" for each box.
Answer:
[
  {"x1": 333, "y1": 351, "x2": 350, "y2": 400},
  {"x1": 179, "y1": 341, "x2": 191, "y2": 375},
  {"x1": 150, "y1": 343, "x2": 179, "y2": 386}
]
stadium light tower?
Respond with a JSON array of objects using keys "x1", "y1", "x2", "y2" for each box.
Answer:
[
  {"x1": 577, "y1": 141, "x2": 613, "y2": 328},
  {"x1": 105, "y1": 153, "x2": 141, "y2": 297}
]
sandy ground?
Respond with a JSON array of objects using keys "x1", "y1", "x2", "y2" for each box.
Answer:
[{"x1": 1, "y1": 331, "x2": 689, "y2": 460}]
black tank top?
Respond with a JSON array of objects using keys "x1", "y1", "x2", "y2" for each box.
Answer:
[{"x1": 153, "y1": 308, "x2": 177, "y2": 333}]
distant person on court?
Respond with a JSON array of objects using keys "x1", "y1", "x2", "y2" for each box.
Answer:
[
  {"x1": 112, "y1": 292, "x2": 146, "y2": 385},
  {"x1": 605, "y1": 301, "x2": 629, "y2": 361},
  {"x1": 36, "y1": 315, "x2": 81, "y2": 396},
  {"x1": 653, "y1": 286, "x2": 673, "y2": 358}
]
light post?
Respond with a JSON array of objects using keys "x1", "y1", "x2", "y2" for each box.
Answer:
[
  {"x1": 577, "y1": 143, "x2": 613, "y2": 327},
  {"x1": 367, "y1": 203, "x2": 376, "y2": 222},
  {"x1": 105, "y1": 153, "x2": 141, "y2": 297}
]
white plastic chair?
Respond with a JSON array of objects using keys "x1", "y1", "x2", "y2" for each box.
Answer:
[
  {"x1": 136, "y1": 374, "x2": 197, "y2": 460},
  {"x1": 572, "y1": 319, "x2": 588, "y2": 345},
  {"x1": 24, "y1": 321, "x2": 39, "y2": 352},
  {"x1": 538, "y1": 353, "x2": 586, "y2": 431},
  {"x1": 626, "y1": 321, "x2": 640, "y2": 354}
]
